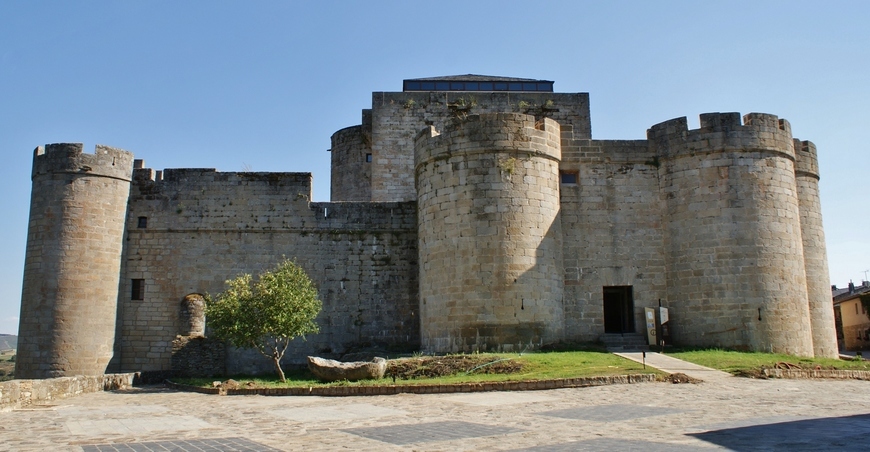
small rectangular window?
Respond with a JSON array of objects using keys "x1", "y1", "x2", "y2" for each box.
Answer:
[
  {"x1": 131, "y1": 279, "x2": 145, "y2": 300},
  {"x1": 137, "y1": 216, "x2": 147, "y2": 228},
  {"x1": 365, "y1": 153, "x2": 372, "y2": 163},
  {"x1": 479, "y1": 82, "x2": 493, "y2": 91},
  {"x1": 421, "y1": 82, "x2": 435, "y2": 90},
  {"x1": 560, "y1": 171, "x2": 578, "y2": 185},
  {"x1": 435, "y1": 82, "x2": 449, "y2": 90}
]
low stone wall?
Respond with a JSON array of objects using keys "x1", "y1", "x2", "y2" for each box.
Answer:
[
  {"x1": 763, "y1": 368, "x2": 870, "y2": 380},
  {"x1": 171, "y1": 335, "x2": 226, "y2": 377},
  {"x1": 0, "y1": 373, "x2": 136, "y2": 411},
  {"x1": 166, "y1": 373, "x2": 656, "y2": 396}
]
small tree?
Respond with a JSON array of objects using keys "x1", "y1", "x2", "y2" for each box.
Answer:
[{"x1": 206, "y1": 260, "x2": 322, "y2": 382}]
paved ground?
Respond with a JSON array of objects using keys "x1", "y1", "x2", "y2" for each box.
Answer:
[{"x1": 2, "y1": 370, "x2": 869, "y2": 451}]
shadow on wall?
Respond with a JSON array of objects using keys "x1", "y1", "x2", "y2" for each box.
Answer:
[{"x1": 446, "y1": 188, "x2": 565, "y2": 353}]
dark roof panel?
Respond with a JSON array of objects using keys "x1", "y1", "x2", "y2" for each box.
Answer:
[
  {"x1": 403, "y1": 75, "x2": 554, "y2": 92},
  {"x1": 405, "y1": 74, "x2": 549, "y2": 83}
]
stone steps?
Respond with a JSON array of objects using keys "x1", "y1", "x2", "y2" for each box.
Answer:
[{"x1": 600, "y1": 333, "x2": 650, "y2": 351}]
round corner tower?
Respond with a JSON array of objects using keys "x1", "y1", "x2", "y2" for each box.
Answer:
[
  {"x1": 649, "y1": 113, "x2": 813, "y2": 356},
  {"x1": 414, "y1": 113, "x2": 564, "y2": 353},
  {"x1": 793, "y1": 139, "x2": 838, "y2": 358},
  {"x1": 16, "y1": 143, "x2": 134, "y2": 378},
  {"x1": 330, "y1": 113, "x2": 372, "y2": 202}
]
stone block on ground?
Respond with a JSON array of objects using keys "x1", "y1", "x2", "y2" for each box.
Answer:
[{"x1": 307, "y1": 356, "x2": 386, "y2": 382}]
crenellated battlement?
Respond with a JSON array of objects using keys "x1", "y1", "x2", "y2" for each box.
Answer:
[
  {"x1": 414, "y1": 113, "x2": 560, "y2": 172},
  {"x1": 648, "y1": 112, "x2": 795, "y2": 161},
  {"x1": 131, "y1": 164, "x2": 313, "y2": 197},
  {"x1": 793, "y1": 139, "x2": 820, "y2": 179},
  {"x1": 32, "y1": 143, "x2": 134, "y2": 181}
]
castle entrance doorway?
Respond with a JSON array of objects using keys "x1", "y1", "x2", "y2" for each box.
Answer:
[{"x1": 603, "y1": 286, "x2": 635, "y2": 334}]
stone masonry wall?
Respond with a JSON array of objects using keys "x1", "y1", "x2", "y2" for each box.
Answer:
[
  {"x1": 650, "y1": 113, "x2": 813, "y2": 356},
  {"x1": 415, "y1": 114, "x2": 564, "y2": 353},
  {"x1": 171, "y1": 336, "x2": 225, "y2": 377},
  {"x1": 17, "y1": 144, "x2": 133, "y2": 379},
  {"x1": 371, "y1": 91, "x2": 590, "y2": 202},
  {"x1": 794, "y1": 139, "x2": 838, "y2": 358},
  {"x1": 117, "y1": 167, "x2": 418, "y2": 374},
  {"x1": 558, "y1": 134, "x2": 667, "y2": 341}
]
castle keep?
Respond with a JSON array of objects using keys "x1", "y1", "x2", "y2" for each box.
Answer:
[{"x1": 16, "y1": 75, "x2": 838, "y2": 378}]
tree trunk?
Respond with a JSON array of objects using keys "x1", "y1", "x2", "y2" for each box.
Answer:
[{"x1": 272, "y1": 356, "x2": 286, "y2": 382}]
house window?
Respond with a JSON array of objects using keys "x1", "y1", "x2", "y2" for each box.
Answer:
[
  {"x1": 137, "y1": 216, "x2": 147, "y2": 228},
  {"x1": 560, "y1": 171, "x2": 578, "y2": 185},
  {"x1": 365, "y1": 153, "x2": 372, "y2": 163},
  {"x1": 131, "y1": 279, "x2": 145, "y2": 300}
]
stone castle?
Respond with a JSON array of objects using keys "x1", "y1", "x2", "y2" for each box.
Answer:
[{"x1": 16, "y1": 75, "x2": 838, "y2": 379}]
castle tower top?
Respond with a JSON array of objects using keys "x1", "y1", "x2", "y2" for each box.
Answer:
[
  {"x1": 647, "y1": 112, "x2": 795, "y2": 161},
  {"x1": 33, "y1": 143, "x2": 134, "y2": 181},
  {"x1": 794, "y1": 139, "x2": 820, "y2": 179}
]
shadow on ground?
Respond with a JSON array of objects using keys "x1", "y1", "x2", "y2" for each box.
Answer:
[{"x1": 689, "y1": 413, "x2": 870, "y2": 451}]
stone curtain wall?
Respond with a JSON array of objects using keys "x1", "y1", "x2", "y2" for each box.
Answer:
[
  {"x1": 415, "y1": 114, "x2": 565, "y2": 353},
  {"x1": 794, "y1": 139, "x2": 838, "y2": 358},
  {"x1": 650, "y1": 113, "x2": 814, "y2": 356},
  {"x1": 370, "y1": 92, "x2": 591, "y2": 203},
  {"x1": 118, "y1": 168, "x2": 418, "y2": 373},
  {"x1": 558, "y1": 133, "x2": 667, "y2": 342},
  {"x1": 17, "y1": 144, "x2": 133, "y2": 379}
]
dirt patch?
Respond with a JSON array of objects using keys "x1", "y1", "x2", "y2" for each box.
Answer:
[
  {"x1": 735, "y1": 362, "x2": 843, "y2": 379},
  {"x1": 733, "y1": 368, "x2": 767, "y2": 379},
  {"x1": 387, "y1": 355, "x2": 523, "y2": 380},
  {"x1": 660, "y1": 372, "x2": 702, "y2": 384},
  {"x1": 214, "y1": 379, "x2": 258, "y2": 390}
]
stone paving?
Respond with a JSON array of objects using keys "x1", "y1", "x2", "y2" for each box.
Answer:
[
  {"x1": 1, "y1": 376, "x2": 869, "y2": 451},
  {"x1": 614, "y1": 352, "x2": 734, "y2": 381}
]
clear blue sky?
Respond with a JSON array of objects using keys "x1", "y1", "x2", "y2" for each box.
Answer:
[{"x1": 1, "y1": 1, "x2": 868, "y2": 335}]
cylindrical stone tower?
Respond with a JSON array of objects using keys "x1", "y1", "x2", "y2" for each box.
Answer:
[
  {"x1": 650, "y1": 113, "x2": 813, "y2": 356},
  {"x1": 794, "y1": 139, "x2": 838, "y2": 358},
  {"x1": 330, "y1": 110, "x2": 372, "y2": 201},
  {"x1": 415, "y1": 113, "x2": 564, "y2": 353},
  {"x1": 16, "y1": 143, "x2": 134, "y2": 378},
  {"x1": 180, "y1": 294, "x2": 207, "y2": 337}
]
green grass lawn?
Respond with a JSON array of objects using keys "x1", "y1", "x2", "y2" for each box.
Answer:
[
  {"x1": 668, "y1": 349, "x2": 870, "y2": 375},
  {"x1": 172, "y1": 348, "x2": 870, "y2": 389},
  {"x1": 174, "y1": 350, "x2": 661, "y2": 388},
  {"x1": 0, "y1": 353, "x2": 14, "y2": 382}
]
